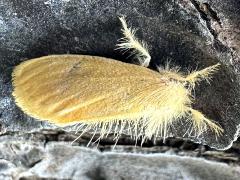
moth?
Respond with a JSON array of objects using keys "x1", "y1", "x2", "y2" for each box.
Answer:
[{"x1": 12, "y1": 17, "x2": 223, "y2": 145}]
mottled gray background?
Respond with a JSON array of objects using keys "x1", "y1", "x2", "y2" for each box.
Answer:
[{"x1": 0, "y1": 0, "x2": 240, "y2": 179}]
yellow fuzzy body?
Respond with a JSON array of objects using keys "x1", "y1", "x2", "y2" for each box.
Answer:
[
  {"x1": 12, "y1": 55, "x2": 222, "y2": 142},
  {"x1": 12, "y1": 54, "x2": 190, "y2": 122}
]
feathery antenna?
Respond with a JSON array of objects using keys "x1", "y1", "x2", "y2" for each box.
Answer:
[
  {"x1": 185, "y1": 63, "x2": 221, "y2": 89},
  {"x1": 116, "y1": 16, "x2": 151, "y2": 67}
]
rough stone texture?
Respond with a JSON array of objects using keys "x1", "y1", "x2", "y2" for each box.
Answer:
[
  {"x1": 199, "y1": 0, "x2": 240, "y2": 71},
  {"x1": 0, "y1": 0, "x2": 240, "y2": 178},
  {"x1": 0, "y1": 135, "x2": 240, "y2": 180},
  {"x1": 1, "y1": 0, "x2": 240, "y2": 149}
]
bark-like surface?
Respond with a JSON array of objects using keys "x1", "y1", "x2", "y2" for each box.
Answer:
[{"x1": 0, "y1": 0, "x2": 240, "y2": 179}]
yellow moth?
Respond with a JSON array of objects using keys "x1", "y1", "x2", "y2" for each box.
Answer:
[{"x1": 12, "y1": 17, "x2": 223, "y2": 144}]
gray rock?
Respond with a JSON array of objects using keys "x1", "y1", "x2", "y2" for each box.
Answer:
[
  {"x1": 0, "y1": 137, "x2": 239, "y2": 180},
  {"x1": 0, "y1": 0, "x2": 240, "y2": 150}
]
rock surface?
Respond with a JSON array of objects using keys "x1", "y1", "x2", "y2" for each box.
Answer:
[
  {"x1": 0, "y1": 0, "x2": 239, "y2": 149},
  {"x1": 0, "y1": 134, "x2": 240, "y2": 180},
  {"x1": 0, "y1": 0, "x2": 240, "y2": 178}
]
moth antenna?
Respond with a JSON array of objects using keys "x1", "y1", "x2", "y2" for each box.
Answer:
[
  {"x1": 116, "y1": 16, "x2": 151, "y2": 67},
  {"x1": 185, "y1": 63, "x2": 221, "y2": 89},
  {"x1": 188, "y1": 108, "x2": 224, "y2": 136}
]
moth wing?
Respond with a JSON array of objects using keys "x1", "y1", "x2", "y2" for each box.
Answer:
[{"x1": 12, "y1": 55, "x2": 163, "y2": 126}]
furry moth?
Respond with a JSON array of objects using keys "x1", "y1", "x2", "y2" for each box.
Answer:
[{"x1": 12, "y1": 17, "x2": 223, "y2": 144}]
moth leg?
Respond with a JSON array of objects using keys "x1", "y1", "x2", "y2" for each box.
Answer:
[
  {"x1": 184, "y1": 63, "x2": 221, "y2": 89},
  {"x1": 116, "y1": 16, "x2": 151, "y2": 67},
  {"x1": 188, "y1": 107, "x2": 223, "y2": 136}
]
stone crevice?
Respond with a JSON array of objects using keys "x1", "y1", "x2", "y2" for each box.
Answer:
[
  {"x1": 189, "y1": 0, "x2": 218, "y2": 37},
  {"x1": 189, "y1": 0, "x2": 236, "y2": 61}
]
